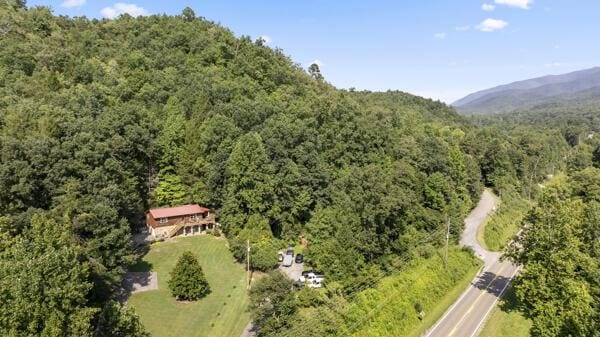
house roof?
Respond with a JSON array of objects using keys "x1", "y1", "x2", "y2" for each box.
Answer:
[{"x1": 148, "y1": 204, "x2": 210, "y2": 219}]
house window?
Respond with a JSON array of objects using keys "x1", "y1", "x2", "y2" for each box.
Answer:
[{"x1": 159, "y1": 217, "x2": 168, "y2": 224}]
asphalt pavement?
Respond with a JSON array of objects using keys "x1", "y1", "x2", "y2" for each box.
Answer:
[{"x1": 425, "y1": 189, "x2": 520, "y2": 337}]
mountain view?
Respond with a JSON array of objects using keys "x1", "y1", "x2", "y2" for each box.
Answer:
[
  {"x1": 0, "y1": 2, "x2": 598, "y2": 337},
  {"x1": 454, "y1": 67, "x2": 600, "y2": 115}
]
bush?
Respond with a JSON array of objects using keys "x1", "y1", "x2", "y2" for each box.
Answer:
[
  {"x1": 168, "y1": 251, "x2": 211, "y2": 301},
  {"x1": 345, "y1": 248, "x2": 480, "y2": 336},
  {"x1": 228, "y1": 226, "x2": 279, "y2": 271},
  {"x1": 250, "y1": 239, "x2": 279, "y2": 271}
]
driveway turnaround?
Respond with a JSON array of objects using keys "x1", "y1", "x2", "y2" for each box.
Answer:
[
  {"x1": 425, "y1": 189, "x2": 520, "y2": 337},
  {"x1": 279, "y1": 260, "x2": 304, "y2": 281}
]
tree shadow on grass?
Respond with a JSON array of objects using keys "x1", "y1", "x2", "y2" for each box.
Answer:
[
  {"x1": 129, "y1": 260, "x2": 153, "y2": 272},
  {"x1": 128, "y1": 243, "x2": 153, "y2": 272},
  {"x1": 496, "y1": 284, "x2": 524, "y2": 314}
]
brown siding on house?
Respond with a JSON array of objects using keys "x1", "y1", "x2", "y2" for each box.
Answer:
[{"x1": 146, "y1": 210, "x2": 214, "y2": 229}]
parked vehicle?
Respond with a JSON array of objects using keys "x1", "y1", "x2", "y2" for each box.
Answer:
[
  {"x1": 277, "y1": 252, "x2": 284, "y2": 262},
  {"x1": 307, "y1": 281, "x2": 322, "y2": 289},
  {"x1": 295, "y1": 254, "x2": 303, "y2": 263},
  {"x1": 299, "y1": 272, "x2": 324, "y2": 284},
  {"x1": 286, "y1": 246, "x2": 294, "y2": 256},
  {"x1": 282, "y1": 254, "x2": 293, "y2": 267},
  {"x1": 301, "y1": 270, "x2": 314, "y2": 277}
]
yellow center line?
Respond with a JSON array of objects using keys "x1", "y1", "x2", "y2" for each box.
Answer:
[{"x1": 446, "y1": 263, "x2": 509, "y2": 337}]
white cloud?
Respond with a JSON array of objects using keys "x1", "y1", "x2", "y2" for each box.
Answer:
[
  {"x1": 455, "y1": 25, "x2": 471, "y2": 31},
  {"x1": 434, "y1": 32, "x2": 447, "y2": 39},
  {"x1": 101, "y1": 3, "x2": 148, "y2": 19},
  {"x1": 494, "y1": 0, "x2": 533, "y2": 9},
  {"x1": 481, "y1": 3, "x2": 496, "y2": 11},
  {"x1": 259, "y1": 35, "x2": 272, "y2": 45},
  {"x1": 61, "y1": 0, "x2": 85, "y2": 8},
  {"x1": 477, "y1": 18, "x2": 508, "y2": 32}
]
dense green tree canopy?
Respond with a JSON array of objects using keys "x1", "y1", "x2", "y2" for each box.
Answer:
[
  {"x1": 0, "y1": 3, "x2": 593, "y2": 336},
  {"x1": 506, "y1": 169, "x2": 600, "y2": 337}
]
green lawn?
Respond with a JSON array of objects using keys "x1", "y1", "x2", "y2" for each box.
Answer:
[
  {"x1": 127, "y1": 235, "x2": 251, "y2": 337},
  {"x1": 479, "y1": 285, "x2": 531, "y2": 337},
  {"x1": 347, "y1": 247, "x2": 482, "y2": 337}
]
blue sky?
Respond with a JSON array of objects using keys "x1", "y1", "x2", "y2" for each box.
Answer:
[{"x1": 29, "y1": 0, "x2": 600, "y2": 103}]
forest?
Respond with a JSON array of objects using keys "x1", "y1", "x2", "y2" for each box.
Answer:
[{"x1": 0, "y1": 2, "x2": 598, "y2": 337}]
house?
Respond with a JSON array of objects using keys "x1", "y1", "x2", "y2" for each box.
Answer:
[{"x1": 146, "y1": 204, "x2": 216, "y2": 239}]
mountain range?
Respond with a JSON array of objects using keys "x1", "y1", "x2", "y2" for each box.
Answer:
[{"x1": 453, "y1": 67, "x2": 600, "y2": 115}]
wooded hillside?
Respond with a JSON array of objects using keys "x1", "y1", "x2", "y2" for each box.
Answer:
[{"x1": 0, "y1": 3, "x2": 587, "y2": 336}]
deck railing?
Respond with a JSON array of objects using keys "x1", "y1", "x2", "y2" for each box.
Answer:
[{"x1": 166, "y1": 214, "x2": 216, "y2": 238}]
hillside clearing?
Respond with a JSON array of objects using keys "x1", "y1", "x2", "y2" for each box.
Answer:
[{"x1": 127, "y1": 235, "x2": 250, "y2": 337}]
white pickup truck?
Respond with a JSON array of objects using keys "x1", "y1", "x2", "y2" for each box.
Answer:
[{"x1": 299, "y1": 272, "x2": 324, "y2": 288}]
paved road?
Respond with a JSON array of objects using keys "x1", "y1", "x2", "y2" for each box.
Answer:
[{"x1": 425, "y1": 189, "x2": 520, "y2": 337}]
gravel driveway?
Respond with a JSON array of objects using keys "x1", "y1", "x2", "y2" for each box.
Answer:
[
  {"x1": 279, "y1": 261, "x2": 304, "y2": 281},
  {"x1": 123, "y1": 272, "x2": 158, "y2": 294}
]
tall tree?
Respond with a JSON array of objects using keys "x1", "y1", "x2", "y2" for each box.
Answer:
[
  {"x1": 221, "y1": 132, "x2": 274, "y2": 233},
  {"x1": 506, "y1": 182, "x2": 598, "y2": 337}
]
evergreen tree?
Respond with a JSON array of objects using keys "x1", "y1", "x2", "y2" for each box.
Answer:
[{"x1": 168, "y1": 251, "x2": 210, "y2": 301}]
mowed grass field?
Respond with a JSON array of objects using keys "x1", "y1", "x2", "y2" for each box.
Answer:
[
  {"x1": 127, "y1": 235, "x2": 250, "y2": 337},
  {"x1": 479, "y1": 285, "x2": 531, "y2": 337}
]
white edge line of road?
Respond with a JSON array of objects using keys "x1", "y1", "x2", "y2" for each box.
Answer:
[
  {"x1": 467, "y1": 265, "x2": 521, "y2": 337},
  {"x1": 423, "y1": 265, "x2": 484, "y2": 337}
]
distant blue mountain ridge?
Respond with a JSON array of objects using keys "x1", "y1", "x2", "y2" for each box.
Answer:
[{"x1": 453, "y1": 67, "x2": 600, "y2": 115}]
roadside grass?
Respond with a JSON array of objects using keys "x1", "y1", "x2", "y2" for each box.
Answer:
[
  {"x1": 127, "y1": 235, "x2": 250, "y2": 337},
  {"x1": 480, "y1": 192, "x2": 530, "y2": 252},
  {"x1": 479, "y1": 285, "x2": 531, "y2": 337},
  {"x1": 346, "y1": 247, "x2": 482, "y2": 337}
]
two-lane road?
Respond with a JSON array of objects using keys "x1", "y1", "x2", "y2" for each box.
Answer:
[{"x1": 425, "y1": 189, "x2": 519, "y2": 337}]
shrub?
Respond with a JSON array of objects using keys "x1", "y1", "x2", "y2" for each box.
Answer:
[{"x1": 168, "y1": 251, "x2": 211, "y2": 300}]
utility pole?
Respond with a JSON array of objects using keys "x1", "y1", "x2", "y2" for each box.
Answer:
[
  {"x1": 246, "y1": 239, "x2": 251, "y2": 289},
  {"x1": 444, "y1": 217, "x2": 450, "y2": 270}
]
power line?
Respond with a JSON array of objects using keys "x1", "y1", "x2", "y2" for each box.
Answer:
[{"x1": 277, "y1": 226, "x2": 451, "y2": 337}]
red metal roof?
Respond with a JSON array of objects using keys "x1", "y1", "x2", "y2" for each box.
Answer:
[{"x1": 148, "y1": 204, "x2": 210, "y2": 219}]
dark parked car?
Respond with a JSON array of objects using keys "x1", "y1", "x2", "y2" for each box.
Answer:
[
  {"x1": 286, "y1": 247, "x2": 294, "y2": 256},
  {"x1": 295, "y1": 254, "x2": 303, "y2": 263}
]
